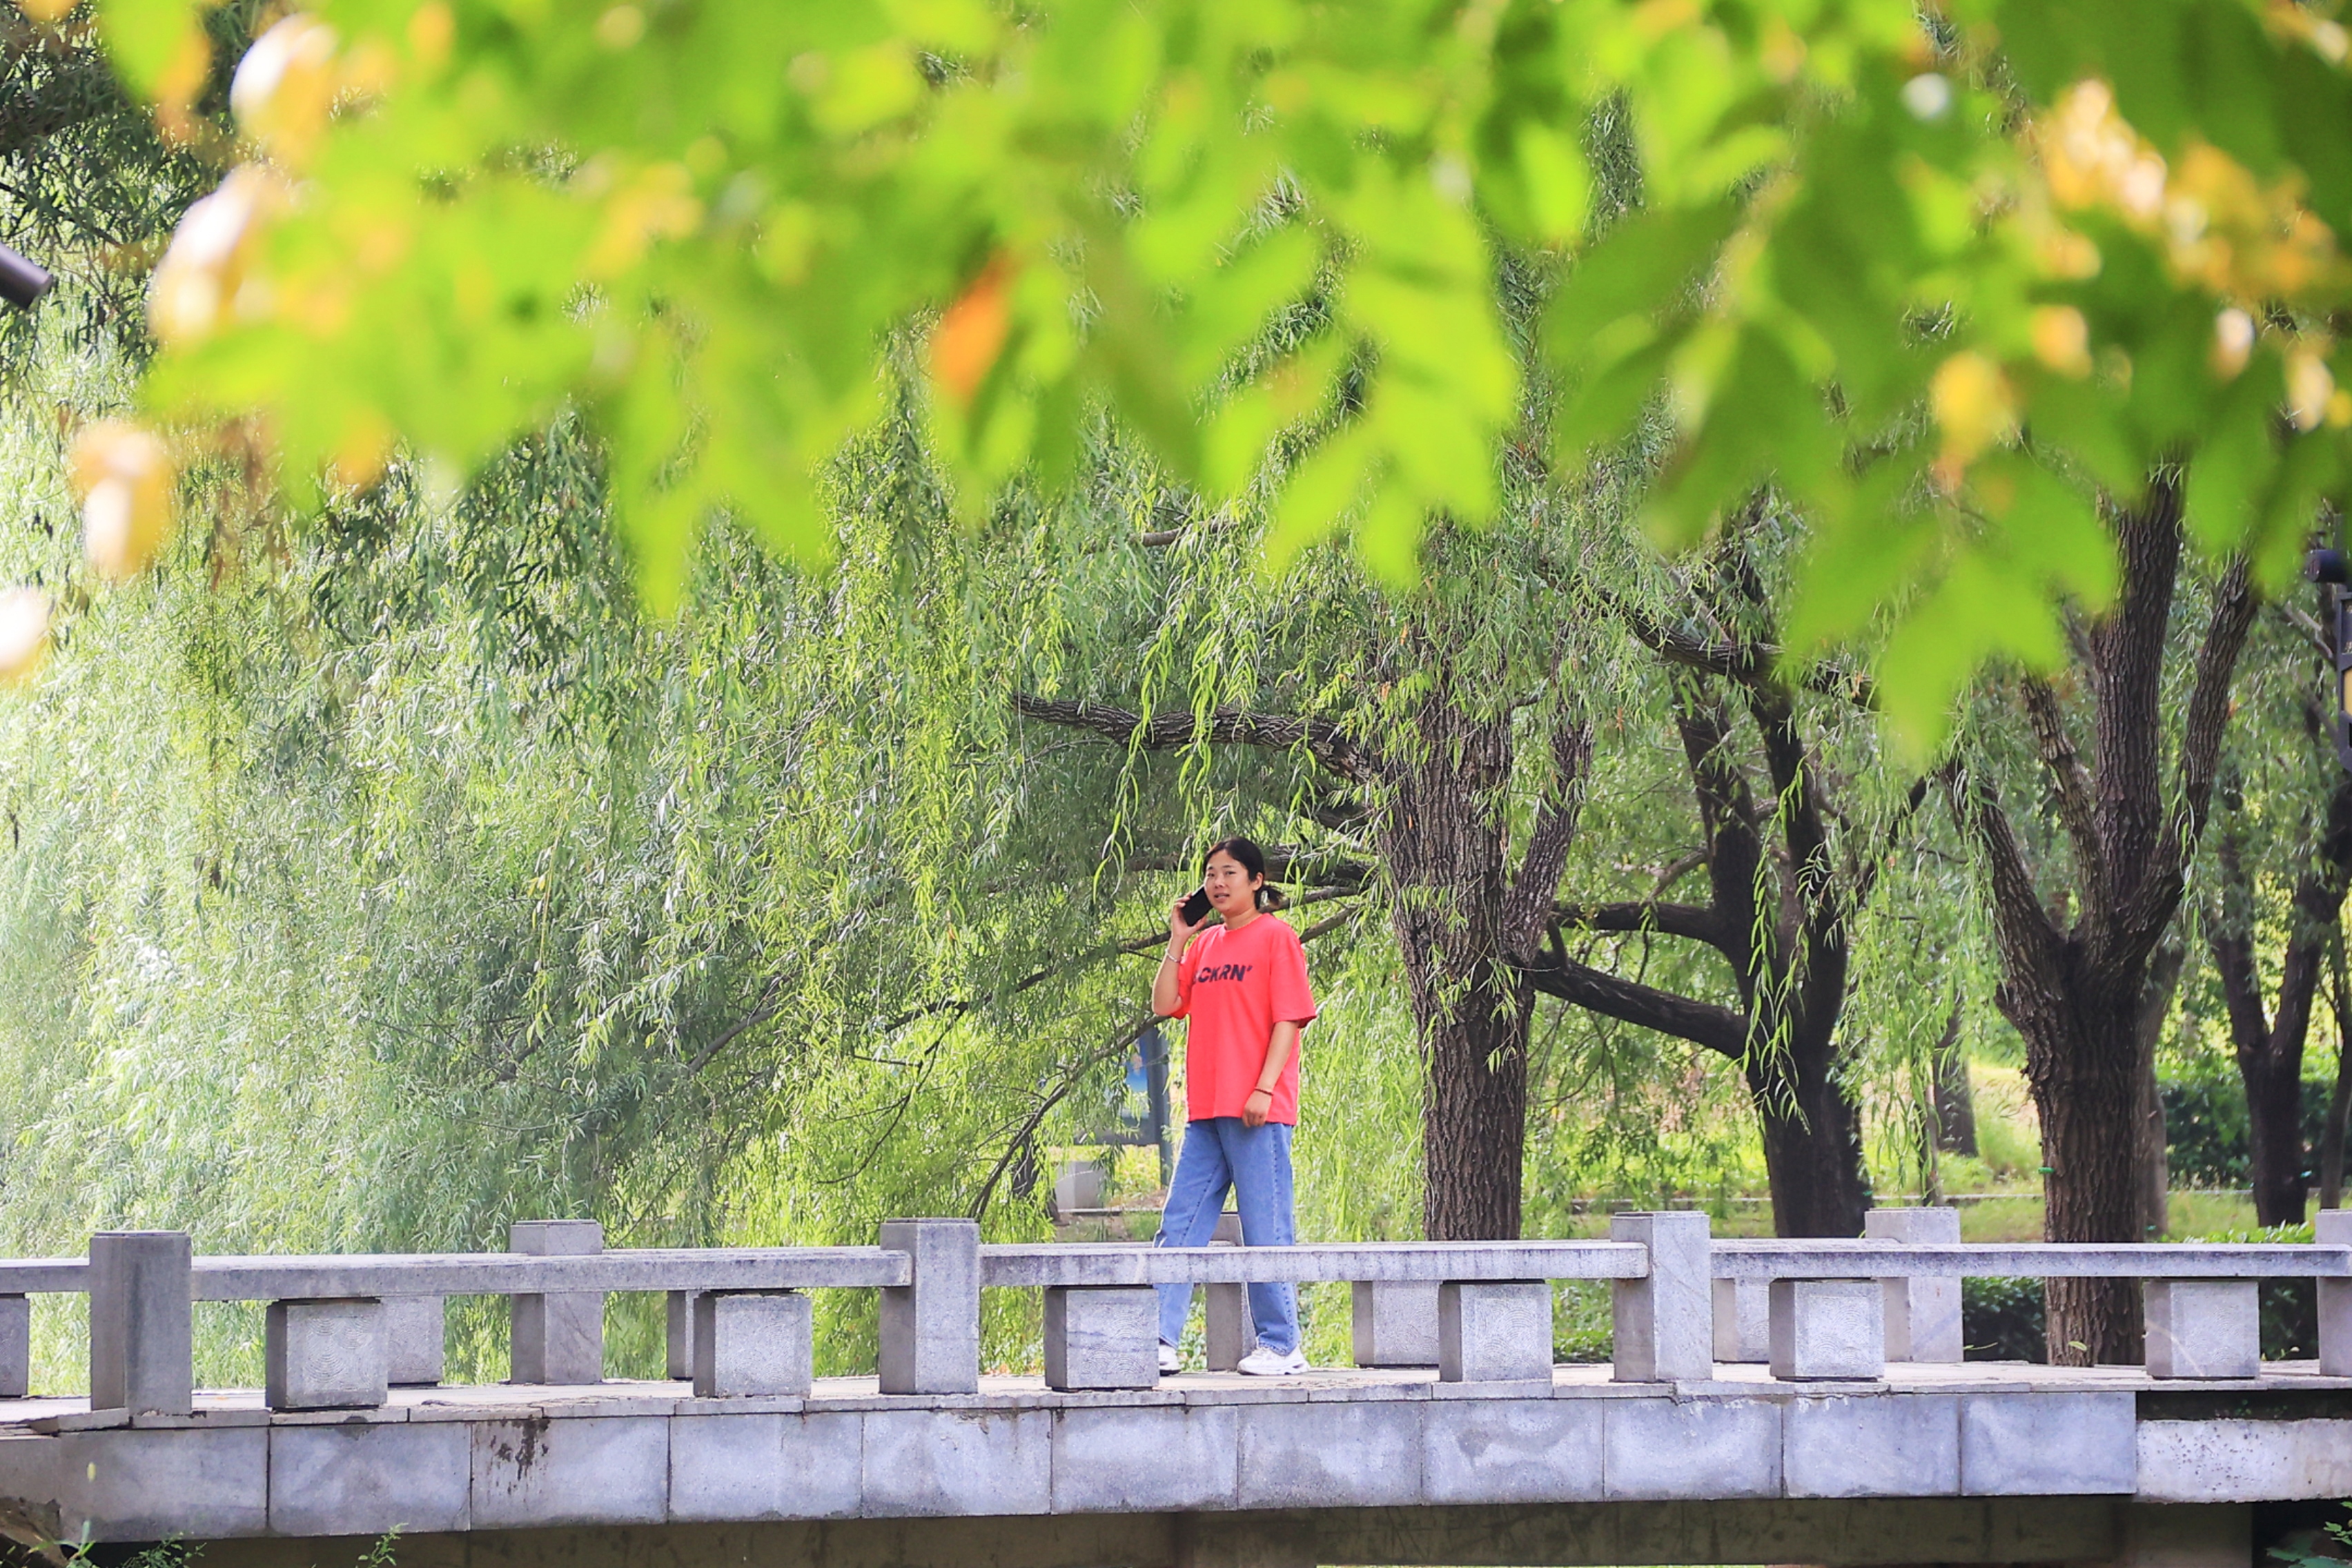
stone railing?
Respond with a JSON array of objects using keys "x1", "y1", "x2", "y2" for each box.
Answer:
[{"x1": 2, "y1": 1208, "x2": 2346, "y2": 1418}]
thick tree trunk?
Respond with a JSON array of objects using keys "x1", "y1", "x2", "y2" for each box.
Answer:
[
  {"x1": 2245, "y1": 1053, "x2": 2310, "y2": 1226},
  {"x1": 1411, "y1": 961, "x2": 1531, "y2": 1239},
  {"x1": 1960, "y1": 489, "x2": 2255, "y2": 1366},
  {"x1": 1747, "y1": 1026, "x2": 1870, "y2": 1235},
  {"x1": 2011, "y1": 981, "x2": 2148, "y2": 1362},
  {"x1": 1377, "y1": 683, "x2": 1536, "y2": 1242}
]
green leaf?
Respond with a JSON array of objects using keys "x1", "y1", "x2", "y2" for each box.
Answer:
[
  {"x1": 97, "y1": 0, "x2": 203, "y2": 98},
  {"x1": 1878, "y1": 549, "x2": 2066, "y2": 763},
  {"x1": 2181, "y1": 357, "x2": 2284, "y2": 558},
  {"x1": 1516, "y1": 121, "x2": 1591, "y2": 246},
  {"x1": 1543, "y1": 196, "x2": 1743, "y2": 366},
  {"x1": 1980, "y1": 454, "x2": 2119, "y2": 611}
]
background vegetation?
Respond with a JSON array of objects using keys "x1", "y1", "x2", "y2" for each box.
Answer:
[{"x1": 0, "y1": 0, "x2": 2349, "y2": 1389}]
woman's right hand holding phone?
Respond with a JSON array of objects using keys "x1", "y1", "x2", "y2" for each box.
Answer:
[{"x1": 1168, "y1": 895, "x2": 1206, "y2": 943}]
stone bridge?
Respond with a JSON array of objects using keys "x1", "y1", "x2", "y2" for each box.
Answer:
[{"x1": 0, "y1": 1210, "x2": 2346, "y2": 1568}]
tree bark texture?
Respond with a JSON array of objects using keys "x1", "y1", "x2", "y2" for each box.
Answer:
[
  {"x1": 1930, "y1": 1001, "x2": 1979, "y2": 1157},
  {"x1": 1376, "y1": 680, "x2": 1587, "y2": 1239},
  {"x1": 1527, "y1": 550, "x2": 1912, "y2": 1238},
  {"x1": 1956, "y1": 484, "x2": 2257, "y2": 1363},
  {"x1": 2208, "y1": 729, "x2": 2352, "y2": 1227}
]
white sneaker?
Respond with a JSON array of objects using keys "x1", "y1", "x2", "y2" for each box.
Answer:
[
  {"x1": 1236, "y1": 1345, "x2": 1309, "y2": 1376},
  {"x1": 1158, "y1": 1342, "x2": 1183, "y2": 1375}
]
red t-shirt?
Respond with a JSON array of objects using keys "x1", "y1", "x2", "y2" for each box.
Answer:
[{"x1": 1170, "y1": 914, "x2": 1317, "y2": 1124}]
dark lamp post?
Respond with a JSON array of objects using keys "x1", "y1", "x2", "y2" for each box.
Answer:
[{"x1": 0, "y1": 242, "x2": 50, "y2": 310}]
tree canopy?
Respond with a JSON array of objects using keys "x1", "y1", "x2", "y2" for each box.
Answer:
[{"x1": 26, "y1": 0, "x2": 2352, "y2": 751}]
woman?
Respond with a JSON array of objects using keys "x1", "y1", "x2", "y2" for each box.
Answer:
[{"x1": 1150, "y1": 835, "x2": 1317, "y2": 1376}]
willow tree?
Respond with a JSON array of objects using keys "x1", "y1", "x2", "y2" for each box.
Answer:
[
  {"x1": 26, "y1": 0, "x2": 2352, "y2": 769},
  {"x1": 2201, "y1": 602, "x2": 2352, "y2": 1227},
  {"x1": 1013, "y1": 492, "x2": 1596, "y2": 1241},
  {"x1": 1953, "y1": 486, "x2": 2255, "y2": 1362},
  {"x1": 1532, "y1": 513, "x2": 1920, "y2": 1237}
]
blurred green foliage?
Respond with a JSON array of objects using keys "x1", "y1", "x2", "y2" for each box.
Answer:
[{"x1": 46, "y1": 0, "x2": 2352, "y2": 750}]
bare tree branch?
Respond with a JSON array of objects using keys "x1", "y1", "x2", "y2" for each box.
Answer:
[
  {"x1": 1524, "y1": 935, "x2": 1750, "y2": 1058},
  {"x1": 1013, "y1": 693, "x2": 1366, "y2": 781},
  {"x1": 1503, "y1": 710, "x2": 1593, "y2": 959},
  {"x1": 1551, "y1": 900, "x2": 1729, "y2": 948},
  {"x1": 1594, "y1": 582, "x2": 1878, "y2": 708},
  {"x1": 1949, "y1": 765, "x2": 2065, "y2": 1001},
  {"x1": 2117, "y1": 552, "x2": 2257, "y2": 951},
  {"x1": 2019, "y1": 674, "x2": 2104, "y2": 901}
]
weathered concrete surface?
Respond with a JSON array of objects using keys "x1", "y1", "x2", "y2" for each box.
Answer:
[
  {"x1": 1865, "y1": 1208, "x2": 1964, "y2": 1364},
  {"x1": 0, "y1": 1364, "x2": 2345, "y2": 1548},
  {"x1": 177, "y1": 1499, "x2": 2233, "y2": 1568},
  {"x1": 264, "y1": 1298, "x2": 389, "y2": 1411}
]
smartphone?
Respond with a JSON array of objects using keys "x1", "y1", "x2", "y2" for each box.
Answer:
[{"x1": 1179, "y1": 887, "x2": 1213, "y2": 926}]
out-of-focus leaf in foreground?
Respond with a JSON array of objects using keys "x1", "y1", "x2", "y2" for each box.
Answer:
[{"x1": 46, "y1": 0, "x2": 2352, "y2": 752}]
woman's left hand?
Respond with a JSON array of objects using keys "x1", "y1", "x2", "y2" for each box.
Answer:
[{"x1": 1242, "y1": 1088, "x2": 1273, "y2": 1128}]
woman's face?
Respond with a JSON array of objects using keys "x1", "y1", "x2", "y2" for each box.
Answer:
[{"x1": 1202, "y1": 850, "x2": 1262, "y2": 916}]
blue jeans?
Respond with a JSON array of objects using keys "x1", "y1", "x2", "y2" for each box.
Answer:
[{"x1": 1155, "y1": 1117, "x2": 1299, "y2": 1355}]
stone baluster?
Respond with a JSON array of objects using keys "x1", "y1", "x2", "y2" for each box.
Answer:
[
  {"x1": 0, "y1": 1293, "x2": 26, "y2": 1399},
  {"x1": 384, "y1": 1295, "x2": 444, "y2": 1386},
  {"x1": 1439, "y1": 1280, "x2": 1551, "y2": 1382},
  {"x1": 1712, "y1": 1278, "x2": 1770, "y2": 1362},
  {"x1": 1043, "y1": 1286, "x2": 1157, "y2": 1391},
  {"x1": 1611, "y1": 1211, "x2": 1712, "y2": 1382},
  {"x1": 266, "y1": 1298, "x2": 387, "y2": 1410},
  {"x1": 509, "y1": 1219, "x2": 604, "y2": 1385},
  {"x1": 1352, "y1": 1280, "x2": 1440, "y2": 1367},
  {"x1": 879, "y1": 1218, "x2": 979, "y2": 1395},
  {"x1": 1204, "y1": 1211, "x2": 1255, "y2": 1371},
  {"x1": 693, "y1": 1290, "x2": 813, "y2": 1398},
  {"x1": 1769, "y1": 1278, "x2": 1885, "y2": 1380},
  {"x1": 667, "y1": 1290, "x2": 699, "y2": 1381},
  {"x1": 88, "y1": 1230, "x2": 193, "y2": 1416},
  {"x1": 1865, "y1": 1206, "x2": 1963, "y2": 1362},
  {"x1": 2145, "y1": 1280, "x2": 2260, "y2": 1379},
  {"x1": 2319, "y1": 1208, "x2": 2352, "y2": 1376}
]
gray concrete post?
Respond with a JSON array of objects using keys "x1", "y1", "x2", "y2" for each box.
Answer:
[
  {"x1": 2319, "y1": 1208, "x2": 2352, "y2": 1375},
  {"x1": 88, "y1": 1230, "x2": 193, "y2": 1416},
  {"x1": 1204, "y1": 1210, "x2": 1255, "y2": 1371},
  {"x1": 2144, "y1": 1280, "x2": 2260, "y2": 1379},
  {"x1": 1712, "y1": 1277, "x2": 1769, "y2": 1362},
  {"x1": 0, "y1": 1294, "x2": 25, "y2": 1399},
  {"x1": 265, "y1": 1297, "x2": 389, "y2": 1410},
  {"x1": 879, "y1": 1217, "x2": 979, "y2": 1395},
  {"x1": 667, "y1": 1289, "x2": 698, "y2": 1380},
  {"x1": 1864, "y1": 1206, "x2": 1963, "y2": 1362},
  {"x1": 1352, "y1": 1280, "x2": 1440, "y2": 1366},
  {"x1": 1043, "y1": 1285, "x2": 1157, "y2": 1391},
  {"x1": 383, "y1": 1295, "x2": 444, "y2": 1386},
  {"x1": 1768, "y1": 1277, "x2": 1885, "y2": 1380},
  {"x1": 692, "y1": 1290, "x2": 812, "y2": 1398},
  {"x1": 1438, "y1": 1280, "x2": 1551, "y2": 1382},
  {"x1": 1611, "y1": 1210, "x2": 1712, "y2": 1382},
  {"x1": 509, "y1": 1219, "x2": 604, "y2": 1385}
]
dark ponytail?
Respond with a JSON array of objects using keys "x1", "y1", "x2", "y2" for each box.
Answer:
[{"x1": 1202, "y1": 835, "x2": 1288, "y2": 912}]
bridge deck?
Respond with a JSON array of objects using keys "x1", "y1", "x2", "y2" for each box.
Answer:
[
  {"x1": 6, "y1": 1354, "x2": 2352, "y2": 1430},
  {"x1": 2, "y1": 1358, "x2": 2348, "y2": 1545}
]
